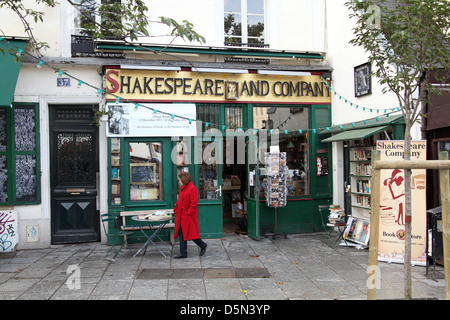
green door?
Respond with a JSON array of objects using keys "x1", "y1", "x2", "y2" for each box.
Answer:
[
  {"x1": 193, "y1": 134, "x2": 223, "y2": 238},
  {"x1": 246, "y1": 156, "x2": 260, "y2": 240}
]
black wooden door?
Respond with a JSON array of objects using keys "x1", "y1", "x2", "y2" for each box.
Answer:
[{"x1": 50, "y1": 106, "x2": 100, "y2": 244}]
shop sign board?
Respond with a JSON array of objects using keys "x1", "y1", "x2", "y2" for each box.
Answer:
[
  {"x1": 376, "y1": 140, "x2": 427, "y2": 265},
  {"x1": 106, "y1": 103, "x2": 197, "y2": 137},
  {"x1": 104, "y1": 69, "x2": 331, "y2": 104}
]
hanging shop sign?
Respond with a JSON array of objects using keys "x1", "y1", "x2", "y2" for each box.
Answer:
[
  {"x1": 105, "y1": 69, "x2": 331, "y2": 104},
  {"x1": 106, "y1": 103, "x2": 197, "y2": 137},
  {"x1": 376, "y1": 140, "x2": 427, "y2": 265}
]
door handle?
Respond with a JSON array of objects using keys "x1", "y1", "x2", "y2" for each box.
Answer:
[{"x1": 215, "y1": 185, "x2": 222, "y2": 197}]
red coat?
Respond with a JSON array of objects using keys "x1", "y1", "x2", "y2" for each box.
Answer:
[{"x1": 174, "y1": 181, "x2": 200, "y2": 240}]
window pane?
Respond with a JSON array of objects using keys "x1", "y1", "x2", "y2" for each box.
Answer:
[
  {"x1": 247, "y1": 0, "x2": 264, "y2": 14},
  {"x1": 129, "y1": 142, "x2": 162, "y2": 201},
  {"x1": 247, "y1": 14, "x2": 264, "y2": 38},
  {"x1": 253, "y1": 106, "x2": 310, "y2": 196},
  {"x1": 175, "y1": 138, "x2": 190, "y2": 194},
  {"x1": 224, "y1": 13, "x2": 242, "y2": 37},
  {"x1": 74, "y1": 0, "x2": 96, "y2": 35},
  {"x1": 15, "y1": 155, "x2": 37, "y2": 202},
  {"x1": 0, "y1": 156, "x2": 8, "y2": 203},
  {"x1": 197, "y1": 104, "x2": 220, "y2": 132},
  {"x1": 225, "y1": 105, "x2": 244, "y2": 128},
  {"x1": 198, "y1": 141, "x2": 219, "y2": 200},
  {"x1": 225, "y1": 0, "x2": 241, "y2": 13}
]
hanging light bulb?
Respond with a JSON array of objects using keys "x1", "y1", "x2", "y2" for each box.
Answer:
[{"x1": 36, "y1": 60, "x2": 44, "y2": 68}]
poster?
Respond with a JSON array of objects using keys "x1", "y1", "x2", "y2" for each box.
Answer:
[
  {"x1": 376, "y1": 140, "x2": 427, "y2": 265},
  {"x1": 106, "y1": 103, "x2": 197, "y2": 137}
]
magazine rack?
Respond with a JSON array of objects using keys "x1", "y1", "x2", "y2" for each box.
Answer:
[{"x1": 263, "y1": 152, "x2": 288, "y2": 239}]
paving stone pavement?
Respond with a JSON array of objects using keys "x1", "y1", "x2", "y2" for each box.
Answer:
[{"x1": 0, "y1": 231, "x2": 447, "y2": 301}]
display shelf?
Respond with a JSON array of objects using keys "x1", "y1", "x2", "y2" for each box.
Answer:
[{"x1": 349, "y1": 137, "x2": 375, "y2": 220}]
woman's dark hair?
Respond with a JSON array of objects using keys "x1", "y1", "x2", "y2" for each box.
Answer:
[{"x1": 178, "y1": 172, "x2": 192, "y2": 186}]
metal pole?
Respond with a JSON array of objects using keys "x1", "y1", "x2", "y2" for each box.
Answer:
[
  {"x1": 367, "y1": 150, "x2": 381, "y2": 300},
  {"x1": 438, "y1": 151, "x2": 450, "y2": 300}
]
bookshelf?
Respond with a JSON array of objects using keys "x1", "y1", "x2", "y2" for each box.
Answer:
[
  {"x1": 349, "y1": 137, "x2": 375, "y2": 221},
  {"x1": 345, "y1": 136, "x2": 376, "y2": 246},
  {"x1": 110, "y1": 138, "x2": 121, "y2": 205}
]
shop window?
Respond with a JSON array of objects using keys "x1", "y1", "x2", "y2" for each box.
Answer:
[
  {"x1": 110, "y1": 137, "x2": 121, "y2": 205},
  {"x1": 253, "y1": 106, "x2": 310, "y2": 197},
  {"x1": 0, "y1": 104, "x2": 40, "y2": 205},
  {"x1": 129, "y1": 142, "x2": 163, "y2": 201},
  {"x1": 224, "y1": 0, "x2": 266, "y2": 47}
]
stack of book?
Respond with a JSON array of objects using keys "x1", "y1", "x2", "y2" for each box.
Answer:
[{"x1": 327, "y1": 204, "x2": 345, "y2": 226}]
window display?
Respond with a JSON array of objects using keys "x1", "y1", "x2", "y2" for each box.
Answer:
[
  {"x1": 110, "y1": 138, "x2": 121, "y2": 204},
  {"x1": 253, "y1": 106, "x2": 310, "y2": 197},
  {"x1": 129, "y1": 142, "x2": 162, "y2": 201}
]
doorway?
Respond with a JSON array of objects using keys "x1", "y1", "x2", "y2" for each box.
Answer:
[
  {"x1": 222, "y1": 134, "x2": 248, "y2": 235},
  {"x1": 49, "y1": 106, "x2": 100, "y2": 244}
]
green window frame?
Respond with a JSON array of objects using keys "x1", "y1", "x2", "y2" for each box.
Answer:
[{"x1": 0, "y1": 102, "x2": 41, "y2": 205}]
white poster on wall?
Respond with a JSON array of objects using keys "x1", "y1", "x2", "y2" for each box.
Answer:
[{"x1": 106, "y1": 103, "x2": 197, "y2": 137}]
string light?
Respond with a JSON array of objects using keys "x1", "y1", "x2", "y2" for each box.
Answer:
[
  {"x1": 321, "y1": 76, "x2": 403, "y2": 112},
  {"x1": 0, "y1": 37, "x2": 403, "y2": 137}
]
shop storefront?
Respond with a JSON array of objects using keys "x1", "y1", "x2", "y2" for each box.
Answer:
[{"x1": 103, "y1": 66, "x2": 333, "y2": 241}]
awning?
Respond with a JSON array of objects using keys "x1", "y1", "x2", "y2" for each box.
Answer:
[
  {"x1": 319, "y1": 114, "x2": 404, "y2": 134},
  {"x1": 0, "y1": 39, "x2": 27, "y2": 106},
  {"x1": 95, "y1": 43, "x2": 324, "y2": 60},
  {"x1": 321, "y1": 126, "x2": 389, "y2": 143}
]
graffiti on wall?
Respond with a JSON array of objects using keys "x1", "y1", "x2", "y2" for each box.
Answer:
[{"x1": 0, "y1": 210, "x2": 18, "y2": 252}]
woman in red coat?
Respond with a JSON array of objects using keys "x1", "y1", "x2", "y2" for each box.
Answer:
[{"x1": 173, "y1": 172, "x2": 207, "y2": 259}]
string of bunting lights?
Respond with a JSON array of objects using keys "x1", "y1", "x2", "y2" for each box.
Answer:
[{"x1": 1, "y1": 36, "x2": 402, "y2": 135}]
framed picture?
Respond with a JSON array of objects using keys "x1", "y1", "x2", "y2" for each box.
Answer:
[
  {"x1": 354, "y1": 63, "x2": 371, "y2": 97},
  {"x1": 225, "y1": 81, "x2": 239, "y2": 100}
]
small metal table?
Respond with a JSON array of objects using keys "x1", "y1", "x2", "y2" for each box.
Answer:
[{"x1": 132, "y1": 215, "x2": 173, "y2": 257}]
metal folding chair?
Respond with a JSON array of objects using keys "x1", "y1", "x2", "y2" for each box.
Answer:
[
  {"x1": 318, "y1": 206, "x2": 348, "y2": 247},
  {"x1": 101, "y1": 213, "x2": 133, "y2": 258}
]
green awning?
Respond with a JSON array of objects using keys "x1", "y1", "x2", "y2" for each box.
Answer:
[
  {"x1": 321, "y1": 126, "x2": 389, "y2": 143},
  {"x1": 319, "y1": 114, "x2": 404, "y2": 134},
  {"x1": 96, "y1": 43, "x2": 324, "y2": 60},
  {"x1": 0, "y1": 39, "x2": 27, "y2": 106}
]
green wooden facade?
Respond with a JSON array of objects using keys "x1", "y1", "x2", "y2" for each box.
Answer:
[{"x1": 107, "y1": 103, "x2": 334, "y2": 242}]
